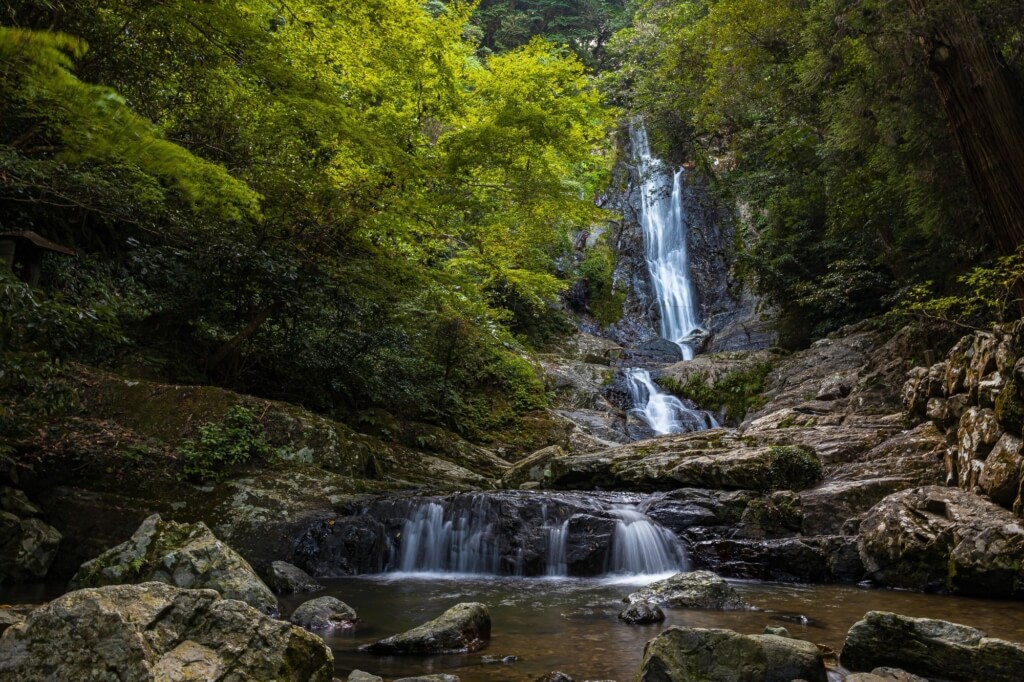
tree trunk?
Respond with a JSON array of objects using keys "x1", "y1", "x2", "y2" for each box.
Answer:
[{"x1": 906, "y1": 0, "x2": 1024, "y2": 257}]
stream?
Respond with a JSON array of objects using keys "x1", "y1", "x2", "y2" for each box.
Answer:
[{"x1": 279, "y1": 574, "x2": 1024, "y2": 681}]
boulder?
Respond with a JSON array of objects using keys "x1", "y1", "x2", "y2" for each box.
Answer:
[
  {"x1": 636, "y1": 627, "x2": 827, "y2": 682},
  {"x1": 0, "y1": 604, "x2": 36, "y2": 634},
  {"x1": 266, "y1": 560, "x2": 324, "y2": 594},
  {"x1": 290, "y1": 596, "x2": 357, "y2": 630},
  {"x1": 955, "y1": 407, "x2": 1001, "y2": 489},
  {"x1": 624, "y1": 570, "x2": 752, "y2": 610},
  {"x1": 840, "y1": 611, "x2": 1024, "y2": 682},
  {"x1": 348, "y1": 672, "x2": 383, "y2": 682},
  {"x1": 857, "y1": 486, "x2": 1024, "y2": 596},
  {"x1": 978, "y1": 433, "x2": 1024, "y2": 507},
  {"x1": 0, "y1": 582, "x2": 333, "y2": 681},
  {"x1": 393, "y1": 677, "x2": 460, "y2": 682},
  {"x1": 0, "y1": 510, "x2": 61, "y2": 584},
  {"x1": 70, "y1": 513, "x2": 278, "y2": 614},
  {"x1": 501, "y1": 446, "x2": 569, "y2": 489},
  {"x1": 689, "y1": 535, "x2": 864, "y2": 584},
  {"x1": 361, "y1": 602, "x2": 491, "y2": 654},
  {"x1": 618, "y1": 600, "x2": 665, "y2": 624}
]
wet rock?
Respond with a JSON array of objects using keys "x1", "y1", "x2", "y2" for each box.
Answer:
[
  {"x1": 290, "y1": 596, "x2": 357, "y2": 630},
  {"x1": 70, "y1": 513, "x2": 278, "y2": 614},
  {"x1": 690, "y1": 535, "x2": 864, "y2": 583},
  {"x1": 0, "y1": 582, "x2": 333, "y2": 681},
  {"x1": 535, "y1": 673, "x2": 575, "y2": 682},
  {"x1": 266, "y1": 560, "x2": 324, "y2": 594},
  {"x1": 293, "y1": 514, "x2": 389, "y2": 577},
  {"x1": 566, "y1": 513, "x2": 616, "y2": 575},
  {"x1": 840, "y1": 611, "x2": 1024, "y2": 682},
  {"x1": 0, "y1": 510, "x2": 61, "y2": 584},
  {"x1": 361, "y1": 602, "x2": 491, "y2": 654},
  {"x1": 636, "y1": 627, "x2": 827, "y2": 682},
  {"x1": 394, "y1": 676, "x2": 460, "y2": 682},
  {"x1": 857, "y1": 486, "x2": 1024, "y2": 596},
  {"x1": 763, "y1": 625, "x2": 790, "y2": 637},
  {"x1": 624, "y1": 570, "x2": 752, "y2": 610},
  {"x1": 348, "y1": 671, "x2": 383, "y2": 682},
  {"x1": 618, "y1": 600, "x2": 665, "y2": 624}
]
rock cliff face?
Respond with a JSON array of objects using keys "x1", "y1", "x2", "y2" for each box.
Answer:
[
  {"x1": 599, "y1": 130, "x2": 774, "y2": 352},
  {"x1": 903, "y1": 321, "x2": 1024, "y2": 514}
]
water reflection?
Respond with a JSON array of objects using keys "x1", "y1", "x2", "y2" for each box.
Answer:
[{"x1": 278, "y1": 575, "x2": 1024, "y2": 681}]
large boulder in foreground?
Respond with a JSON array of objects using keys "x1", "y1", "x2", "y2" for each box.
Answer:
[
  {"x1": 840, "y1": 611, "x2": 1024, "y2": 682},
  {"x1": 70, "y1": 513, "x2": 278, "y2": 614},
  {"x1": 361, "y1": 602, "x2": 490, "y2": 654},
  {"x1": 625, "y1": 570, "x2": 753, "y2": 610},
  {"x1": 637, "y1": 626, "x2": 827, "y2": 682},
  {"x1": 857, "y1": 486, "x2": 1024, "y2": 596},
  {"x1": 0, "y1": 582, "x2": 333, "y2": 681}
]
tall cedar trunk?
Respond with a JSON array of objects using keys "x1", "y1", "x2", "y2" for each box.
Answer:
[{"x1": 906, "y1": 0, "x2": 1024, "y2": 256}]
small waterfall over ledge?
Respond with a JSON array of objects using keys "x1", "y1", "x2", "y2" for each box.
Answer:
[
  {"x1": 624, "y1": 367, "x2": 716, "y2": 435},
  {"x1": 370, "y1": 492, "x2": 688, "y2": 578}
]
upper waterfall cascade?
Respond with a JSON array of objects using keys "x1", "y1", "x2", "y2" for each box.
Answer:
[{"x1": 630, "y1": 123, "x2": 703, "y2": 361}]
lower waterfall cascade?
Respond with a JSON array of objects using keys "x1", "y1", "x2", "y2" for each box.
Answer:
[{"x1": 378, "y1": 493, "x2": 689, "y2": 578}]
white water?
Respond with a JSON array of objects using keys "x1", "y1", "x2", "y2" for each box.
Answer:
[
  {"x1": 631, "y1": 124, "x2": 702, "y2": 360},
  {"x1": 392, "y1": 497, "x2": 687, "y2": 578},
  {"x1": 624, "y1": 367, "x2": 714, "y2": 435},
  {"x1": 608, "y1": 506, "x2": 689, "y2": 575},
  {"x1": 396, "y1": 501, "x2": 501, "y2": 574}
]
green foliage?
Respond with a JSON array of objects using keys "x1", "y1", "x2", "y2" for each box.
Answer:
[
  {"x1": 178, "y1": 405, "x2": 273, "y2": 483},
  {"x1": 1, "y1": 2, "x2": 614, "y2": 440},
  {"x1": 760, "y1": 445, "x2": 822, "y2": 492},
  {"x1": 659, "y1": 362, "x2": 771, "y2": 424},
  {"x1": 606, "y1": 0, "x2": 1013, "y2": 346},
  {"x1": 578, "y1": 238, "x2": 625, "y2": 326},
  {"x1": 1, "y1": 268, "x2": 124, "y2": 461},
  {"x1": 891, "y1": 248, "x2": 1024, "y2": 330},
  {"x1": 471, "y1": 0, "x2": 634, "y2": 68}
]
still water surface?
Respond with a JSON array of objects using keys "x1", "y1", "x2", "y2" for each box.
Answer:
[{"x1": 280, "y1": 574, "x2": 1024, "y2": 681}]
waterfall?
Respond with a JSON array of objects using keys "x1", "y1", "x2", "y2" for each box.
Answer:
[
  {"x1": 608, "y1": 506, "x2": 689, "y2": 575},
  {"x1": 545, "y1": 520, "x2": 569, "y2": 577},
  {"x1": 631, "y1": 123, "x2": 702, "y2": 360},
  {"x1": 396, "y1": 500, "x2": 501, "y2": 574},
  {"x1": 624, "y1": 367, "x2": 713, "y2": 435},
  {"x1": 386, "y1": 494, "x2": 688, "y2": 578}
]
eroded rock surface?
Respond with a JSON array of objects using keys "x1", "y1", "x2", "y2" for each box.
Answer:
[
  {"x1": 361, "y1": 602, "x2": 491, "y2": 654},
  {"x1": 70, "y1": 513, "x2": 278, "y2": 614},
  {"x1": 857, "y1": 486, "x2": 1024, "y2": 596},
  {"x1": 841, "y1": 611, "x2": 1024, "y2": 682},
  {"x1": 637, "y1": 626, "x2": 827, "y2": 682},
  {"x1": 624, "y1": 570, "x2": 752, "y2": 610},
  {"x1": 0, "y1": 582, "x2": 333, "y2": 681}
]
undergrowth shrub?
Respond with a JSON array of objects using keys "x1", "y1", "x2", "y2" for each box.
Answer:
[{"x1": 178, "y1": 405, "x2": 272, "y2": 482}]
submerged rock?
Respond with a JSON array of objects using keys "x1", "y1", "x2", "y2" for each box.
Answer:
[
  {"x1": 637, "y1": 627, "x2": 827, "y2": 682},
  {"x1": 840, "y1": 611, "x2": 1024, "y2": 682},
  {"x1": 618, "y1": 600, "x2": 665, "y2": 624},
  {"x1": 266, "y1": 560, "x2": 324, "y2": 594},
  {"x1": 361, "y1": 602, "x2": 491, "y2": 654},
  {"x1": 70, "y1": 513, "x2": 278, "y2": 614},
  {"x1": 625, "y1": 570, "x2": 753, "y2": 610},
  {"x1": 857, "y1": 486, "x2": 1024, "y2": 596},
  {"x1": 290, "y1": 596, "x2": 357, "y2": 630},
  {"x1": 348, "y1": 672, "x2": 383, "y2": 682},
  {"x1": 0, "y1": 582, "x2": 333, "y2": 681}
]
